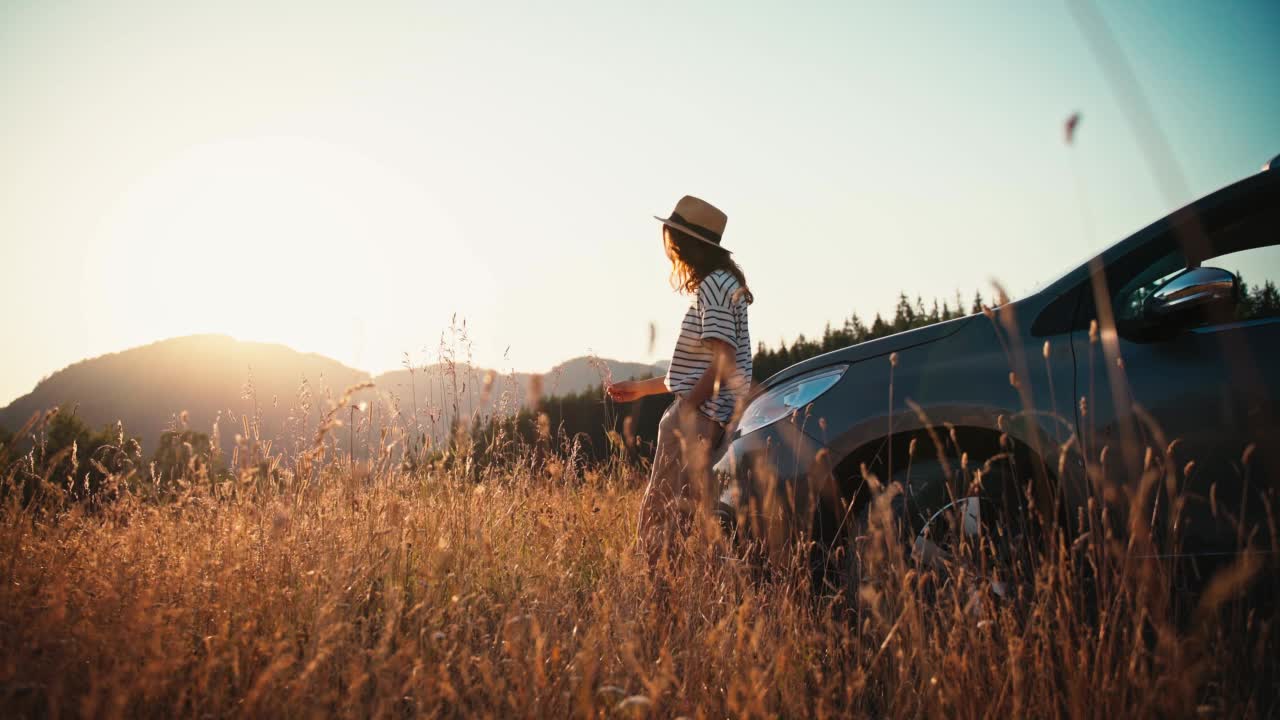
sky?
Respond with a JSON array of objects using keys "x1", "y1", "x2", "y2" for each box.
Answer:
[{"x1": 2, "y1": 0, "x2": 1278, "y2": 406}]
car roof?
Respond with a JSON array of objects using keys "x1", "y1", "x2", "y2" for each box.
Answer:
[{"x1": 1037, "y1": 165, "x2": 1280, "y2": 298}]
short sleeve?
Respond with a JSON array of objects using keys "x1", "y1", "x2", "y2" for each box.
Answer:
[{"x1": 697, "y1": 272, "x2": 738, "y2": 347}]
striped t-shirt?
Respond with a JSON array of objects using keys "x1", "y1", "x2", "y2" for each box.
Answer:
[{"x1": 665, "y1": 268, "x2": 753, "y2": 424}]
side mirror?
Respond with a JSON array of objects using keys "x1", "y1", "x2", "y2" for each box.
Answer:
[{"x1": 1144, "y1": 266, "x2": 1238, "y2": 325}]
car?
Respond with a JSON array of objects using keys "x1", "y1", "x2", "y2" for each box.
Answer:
[{"x1": 713, "y1": 154, "x2": 1280, "y2": 588}]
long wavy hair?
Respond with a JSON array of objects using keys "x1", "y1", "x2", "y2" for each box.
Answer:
[{"x1": 664, "y1": 225, "x2": 754, "y2": 304}]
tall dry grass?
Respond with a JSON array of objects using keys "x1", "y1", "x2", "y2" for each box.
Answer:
[{"x1": 0, "y1": 342, "x2": 1276, "y2": 718}]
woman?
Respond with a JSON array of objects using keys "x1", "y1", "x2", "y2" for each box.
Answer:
[{"x1": 607, "y1": 195, "x2": 754, "y2": 556}]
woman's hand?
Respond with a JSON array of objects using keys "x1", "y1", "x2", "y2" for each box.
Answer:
[
  {"x1": 606, "y1": 380, "x2": 645, "y2": 403},
  {"x1": 607, "y1": 377, "x2": 669, "y2": 403}
]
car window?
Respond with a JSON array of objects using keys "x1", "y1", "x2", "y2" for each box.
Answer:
[
  {"x1": 1112, "y1": 204, "x2": 1279, "y2": 326},
  {"x1": 1113, "y1": 249, "x2": 1186, "y2": 323},
  {"x1": 1072, "y1": 178, "x2": 1278, "y2": 333},
  {"x1": 1208, "y1": 245, "x2": 1280, "y2": 321}
]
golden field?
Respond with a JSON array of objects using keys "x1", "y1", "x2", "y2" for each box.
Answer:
[{"x1": 0, "y1": 397, "x2": 1276, "y2": 719}]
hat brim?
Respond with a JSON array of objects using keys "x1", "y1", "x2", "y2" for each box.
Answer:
[{"x1": 654, "y1": 216, "x2": 732, "y2": 253}]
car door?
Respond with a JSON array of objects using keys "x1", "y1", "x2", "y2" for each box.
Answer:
[{"x1": 1072, "y1": 191, "x2": 1280, "y2": 565}]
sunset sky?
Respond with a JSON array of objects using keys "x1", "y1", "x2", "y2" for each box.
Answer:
[{"x1": 2, "y1": 0, "x2": 1278, "y2": 406}]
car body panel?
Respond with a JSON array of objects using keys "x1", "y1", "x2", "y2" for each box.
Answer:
[{"x1": 755, "y1": 314, "x2": 976, "y2": 391}]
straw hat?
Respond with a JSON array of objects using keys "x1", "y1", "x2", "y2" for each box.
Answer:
[{"x1": 654, "y1": 195, "x2": 730, "y2": 252}]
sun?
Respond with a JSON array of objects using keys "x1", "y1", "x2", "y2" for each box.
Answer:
[{"x1": 82, "y1": 136, "x2": 496, "y2": 371}]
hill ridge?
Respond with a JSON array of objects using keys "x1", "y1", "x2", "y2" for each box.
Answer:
[{"x1": 0, "y1": 334, "x2": 664, "y2": 456}]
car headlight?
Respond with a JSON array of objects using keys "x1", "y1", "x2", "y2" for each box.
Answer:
[{"x1": 737, "y1": 365, "x2": 847, "y2": 436}]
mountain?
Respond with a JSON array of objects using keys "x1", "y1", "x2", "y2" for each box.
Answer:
[
  {"x1": 0, "y1": 335, "x2": 373, "y2": 457},
  {"x1": 0, "y1": 335, "x2": 666, "y2": 458},
  {"x1": 371, "y1": 356, "x2": 663, "y2": 425}
]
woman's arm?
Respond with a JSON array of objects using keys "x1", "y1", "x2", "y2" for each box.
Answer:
[
  {"x1": 606, "y1": 376, "x2": 669, "y2": 403},
  {"x1": 683, "y1": 338, "x2": 735, "y2": 411}
]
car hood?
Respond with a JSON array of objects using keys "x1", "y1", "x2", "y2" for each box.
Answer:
[{"x1": 759, "y1": 315, "x2": 975, "y2": 389}]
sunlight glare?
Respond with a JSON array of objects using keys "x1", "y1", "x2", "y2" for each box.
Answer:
[{"x1": 83, "y1": 137, "x2": 496, "y2": 371}]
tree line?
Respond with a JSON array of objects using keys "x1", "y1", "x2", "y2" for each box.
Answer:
[
  {"x1": 0, "y1": 408, "x2": 221, "y2": 506},
  {"x1": 472, "y1": 279, "x2": 1280, "y2": 468},
  {"x1": 467, "y1": 290, "x2": 990, "y2": 468},
  {"x1": 4, "y1": 283, "x2": 1277, "y2": 491},
  {"x1": 752, "y1": 290, "x2": 982, "y2": 380}
]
